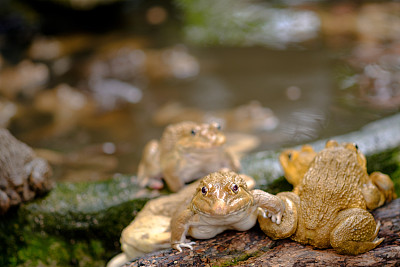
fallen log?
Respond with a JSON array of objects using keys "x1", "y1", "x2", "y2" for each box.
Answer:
[{"x1": 124, "y1": 198, "x2": 400, "y2": 266}]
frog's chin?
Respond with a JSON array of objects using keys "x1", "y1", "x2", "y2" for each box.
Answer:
[{"x1": 192, "y1": 201, "x2": 252, "y2": 218}]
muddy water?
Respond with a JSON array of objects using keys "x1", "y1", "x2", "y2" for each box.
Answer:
[{"x1": 17, "y1": 46, "x2": 390, "y2": 181}]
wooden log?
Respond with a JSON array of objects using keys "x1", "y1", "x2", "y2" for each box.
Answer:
[{"x1": 124, "y1": 198, "x2": 400, "y2": 266}]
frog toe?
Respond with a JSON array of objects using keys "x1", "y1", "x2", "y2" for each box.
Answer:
[
  {"x1": 259, "y1": 192, "x2": 298, "y2": 240},
  {"x1": 173, "y1": 241, "x2": 196, "y2": 252}
]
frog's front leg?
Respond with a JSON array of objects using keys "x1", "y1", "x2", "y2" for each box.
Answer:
[
  {"x1": 137, "y1": 140, "x2": 163, "y2": 189},
  {"x1": 162, "y1": 154, "x2": 187, "y2": 192},
  {"x1": 224, "y1": 148, "x2": 241, "y2": 171},
  {"x1": 330, "y1": 208, "x2": 384, "y2": 255},
  {"x1": 252, "y1": 189, "x2": 285, "y2": 224},
  {"x1": 170, "y1": 208, "x2": 196, "y2": 252},
  {"x1": 258, "y1": 192, "x2": 299, "y2": 240}
]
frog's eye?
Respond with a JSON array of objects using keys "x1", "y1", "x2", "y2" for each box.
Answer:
[
  {"x1": 211, "y1": 122, "x2": 221, "y2": 130},
  {"x1": 287, "y1": 153, "x2": 292, "y2": 160},
  {"x1": 354, "y1": 144, "x2": 359, "y2": 150},
  {"x1": 191, "y1": 129, "x2": 197, "y2": 136},
  {"x1": 231, "y1": 184, "x2": 239, "y2": 193},
  {"x1": 201, "y1": 186, "x2": 208, "y2": 195}
]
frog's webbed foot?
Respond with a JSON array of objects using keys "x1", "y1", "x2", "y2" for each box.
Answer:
[
  {"x1": 258, "y1": 192, "x2": 299, "y2": 240},
  {"x1": 172, "y1": 241, "x2": 196, "y2": 252}
]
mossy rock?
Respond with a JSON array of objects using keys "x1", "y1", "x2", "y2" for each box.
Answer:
[
  {"x1": 0, "y1": 175, "x2": 153, "y2": 266},
  {"x1": 21, "y1": 175, "x2": 150, "y2": 239}
]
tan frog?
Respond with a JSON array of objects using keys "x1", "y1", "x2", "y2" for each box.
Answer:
[
  {"x1": 107, "y1": 170, "x2": 284, "y2": 267},
  {"x1": 137, "y1": 121, "x2": 240, "y2": 192},
  {"x1": 260, "y1": 140, "x2": 397, "y2": 255},
  {"x1": 170, "y1": 170, "x2": 284, "y2": 252},
  {"x1": 279, "y1": 144, "x2": 316, "y2": 194}
]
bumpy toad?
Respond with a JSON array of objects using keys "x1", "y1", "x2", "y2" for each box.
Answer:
[
  {"x1": 260, "y1": 140, "x2": 396, "y2": 255},
  {"x1": 0, "y1": 128, "x2": 52, "y2": 214},
  {"x1": 137, "y1": 121, "x2": 240, "y2": 192},
  {"x1": 107, "y1": 171, "x2": 284, "y2": 267}
]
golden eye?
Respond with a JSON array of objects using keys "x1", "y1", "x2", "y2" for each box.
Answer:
[
  {"x1": 201, "y1": 186, "x2": 208, "y2": 195},
  {"x1": 288, "y1": 153, "x2": 292, "y2": 160},
  {"x1": 231, "y1": 184, "x2": 239, "y2": 193}
]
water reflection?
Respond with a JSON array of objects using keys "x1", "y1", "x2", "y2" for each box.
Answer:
[{"x1": 178, "y1": 0, "x2": 320, "y2": 48}]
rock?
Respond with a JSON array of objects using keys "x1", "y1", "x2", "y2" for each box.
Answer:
[
  {"x1": 124, "y1": 198, "x2": 400, "y2": 266},
  {"x1": 0, "y1": 175, "x2": 157, "y2": 266},
  {"x1": 20, "y1": 175, "x2": 154, "y2": 239},
  {"x1": 0, "y1": 129, "x2": 52, "y2": 214}
]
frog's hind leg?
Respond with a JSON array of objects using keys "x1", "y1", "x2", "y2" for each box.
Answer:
[
  {"x1": 330, "y1": 208, "x2": 384, "y2": 255},
  {"x1": 258, "y1": 192, "x2": 299, "y2": 240}
]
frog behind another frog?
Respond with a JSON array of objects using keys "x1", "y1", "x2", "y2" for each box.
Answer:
[
  {"x1": 260, "y1": 140, "x2": 396, "y2": 255},
  {"x1": 137, "y1": 121, "x2": 241, "y2": 192}
]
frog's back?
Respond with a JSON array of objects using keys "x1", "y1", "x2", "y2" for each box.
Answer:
[{"x1": 298, "y1": 147, "x2": 367, "y2": 231}]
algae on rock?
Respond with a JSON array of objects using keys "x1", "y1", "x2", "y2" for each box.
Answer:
[{"x1": 0, "y1": 175, "x2": 153, "y2": 266}]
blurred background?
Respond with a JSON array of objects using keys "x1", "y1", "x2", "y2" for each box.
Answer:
[{"x1": 1, "y1": 0, "x2": 399, "y2": 182}]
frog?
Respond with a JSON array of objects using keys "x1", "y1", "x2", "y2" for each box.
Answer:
[
  {"x1": 137, "y1": 121, "x2": 241, "y2": 192},
  {"x1": 107, "y1": 170, "x2": 284, "y2": 267},
  {"x1": 170, "y1": 170, "x2": 284, "y2": 252},
  {"x1": 279, "y1": 144, "x2": 316, "y2": 194},
  {"x1": 259, "y1": 140, "x2": 397, "y2": 255},
  {"x1": 0, "y1": 128, "x2": 53, "y2": 214}
]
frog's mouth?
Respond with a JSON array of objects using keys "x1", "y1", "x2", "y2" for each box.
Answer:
[
  {"x1": 178, "y1": 144, "x2": 225, "y2": 154},
  {"x1": 192, "y1": 200, "x2": 253, "y2": 217}
]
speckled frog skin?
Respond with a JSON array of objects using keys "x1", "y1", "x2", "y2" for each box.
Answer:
[
  {"x1": 260, "y1": 140, "x2": 396, "y2": 255},
  {"x1": 107, "y1": 171, "x2": 284, "y2": 267},
  {"x1": 137, "y1": 121, "x2": 240, "y2": 192}
]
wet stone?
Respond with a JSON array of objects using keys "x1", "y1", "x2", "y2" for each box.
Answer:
[{"x1": 0, "y1": 129, "x2": 52, "y2": 215}]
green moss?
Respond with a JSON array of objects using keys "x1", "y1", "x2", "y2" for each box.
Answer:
[{"x1": 1, "y1": 175, "x2": 153, "y2": 266}]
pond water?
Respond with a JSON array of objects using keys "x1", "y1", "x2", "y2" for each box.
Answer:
[{"x1": 1, "y1": 0, "x2": 399, "y2": 183}]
